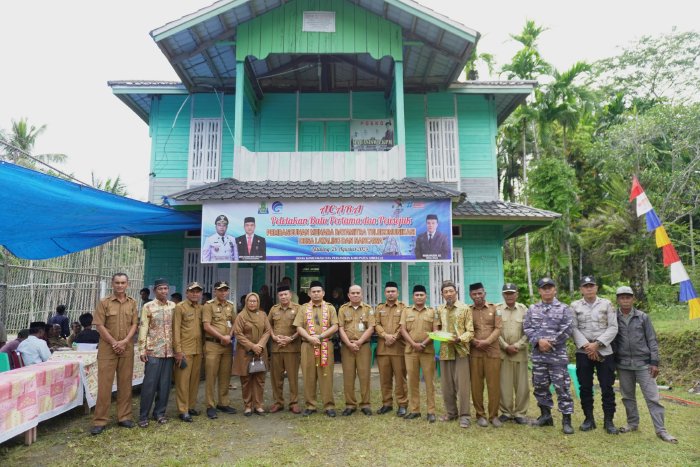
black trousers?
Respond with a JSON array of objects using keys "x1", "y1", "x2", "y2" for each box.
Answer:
[
  {"x1": 140, "y1": 357, "x2": 174, "y2": 420},
  {"x1": 576, "y1": 352, "x2": 616, "y2": 414}
]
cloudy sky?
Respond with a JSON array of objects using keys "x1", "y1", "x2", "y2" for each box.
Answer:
[{"x1": 1, "y1": 0, "x2": 694, "y2": 200}]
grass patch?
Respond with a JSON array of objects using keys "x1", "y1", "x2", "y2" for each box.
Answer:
[{"x1": 2, "y1": 375, "x2": 699, "y2": 466}]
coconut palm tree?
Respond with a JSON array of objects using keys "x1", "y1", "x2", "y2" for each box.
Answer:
[
  {"x1": 500, "y1": 20, "x2": 552, "y2": 296},
  {"x1": 91, "y1": 172, "x2": 129, "y2": 196},
  {"x1": 0, "y1": 118, "x2": 67, "y2": 167}
]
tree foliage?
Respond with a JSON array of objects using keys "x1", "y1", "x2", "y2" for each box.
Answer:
[
  {"x1": 0, "y1": 118, "x2": 67, "y2": 168},
  {"x1": 593, "y1": 30, "x2": 700, "y2": 106},
  {"x1": 497, "y1": 24, "x2": 700, "y2": 302}
]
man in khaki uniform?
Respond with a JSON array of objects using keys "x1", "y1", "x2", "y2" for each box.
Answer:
[
  {"x1": 469, "y1": 282, "x2": 503, "y2": 428},
  {"x1": 202, "y1": 281, "x2": 237, "y2": 419},
  {"x1": 374, "y1": 281, "x2": 408, "y2": 417},
  {"x1": 268, "y1": 284, "x2": 302, "y2": 414},
  {"x1": 294, "y1": 280, "x2": 339, "y2": 417},
  {"x1": 400, "y1": 284, "x2": 438, "y2": 423},
  {"x1": 90, "y1": 273, "x2": 139, "y2": 435},
  {"x1": 497, "y1": 283, "x2": 530, "y2": 425},
  {"x1": 436, "y1": 280, "x2": 474, "y2": 428},
  {"x1": 173, "y1": 282, "x2": 204, "y2": 422},
  {"x1": 338, "y1": 285, "x2": 375, "y2": 416}
]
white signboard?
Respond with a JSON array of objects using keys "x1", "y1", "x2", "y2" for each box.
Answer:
[
  {"x1": 303, "y1": 11, "x2": 336, "y2": 33},
  {"x1": 351, "y1": 119, "x2": 394, "y2": 151}
]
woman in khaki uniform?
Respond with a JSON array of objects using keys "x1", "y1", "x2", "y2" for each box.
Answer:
[{"x1": 232, "y1": 292, "x2": 272, "y2": 416}]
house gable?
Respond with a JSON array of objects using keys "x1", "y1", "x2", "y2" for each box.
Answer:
[{"x1": 236, "y1": 0, "x2": 403, "y2": 61}]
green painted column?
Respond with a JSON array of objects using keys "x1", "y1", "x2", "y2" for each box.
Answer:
[
  {"x1": 234, "y1": 60, "x2": 245, "y2": 160},
  {"x1": 394, "y1": 60, "x2": 406, "y2": 147}
]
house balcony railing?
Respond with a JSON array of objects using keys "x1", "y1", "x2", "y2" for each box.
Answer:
[{"x1": 234, "y1": 146, "x2": 405, "y2": 182}]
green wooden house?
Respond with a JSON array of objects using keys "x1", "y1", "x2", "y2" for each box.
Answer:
[{"x1": 109, "y1": 0, "x2": 558, "y2": 306}]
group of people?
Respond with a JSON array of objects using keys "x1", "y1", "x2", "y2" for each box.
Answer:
[
  {"x1": 0, "y1": 309, "x2": 101, "y2": 368},
  {"x1": 87, "y1": 272, "x2": 677, "y2": 444}
]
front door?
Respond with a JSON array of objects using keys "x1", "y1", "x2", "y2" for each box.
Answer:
[{"x1": 297, "y1": 262, "x2": 351, "y2": 306}]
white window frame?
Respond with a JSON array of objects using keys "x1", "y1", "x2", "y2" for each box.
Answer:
[
  {"x1": 426, "y1": 117, "x2": 459, "y2": 182},
  {"x1": 183, "y1": 248, "x2": 217, "y2": 294},
  {"x1": 187, "y1": 118, "x2": 222, "y2": 187},
  {"x1": 429, "y1": 247, "x2": 464, "y2": 307},
  {"x1": 361, "y1": 263, "x2": 382, "y2": 307}
]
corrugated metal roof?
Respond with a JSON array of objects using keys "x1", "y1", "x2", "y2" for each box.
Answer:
[
  {"x1": 147, "y1": 0, "x2": 478, "y2": 93},
  {"x1": 108, "y1": 81, "x2": 187, "y2": 123},
  {"x1": 169, "y1": 178, "x2": 464, "y2": 202},
  {"x1": 448, "y1": 81, "x2": 537, "y2": 125}
]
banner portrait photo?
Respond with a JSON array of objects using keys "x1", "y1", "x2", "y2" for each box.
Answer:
[{"x1": 201, "y1": 198, "x2": 452, "y2": 263}]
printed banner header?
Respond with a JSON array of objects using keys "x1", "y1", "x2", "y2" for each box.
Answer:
[{"x1": 201, "y1": 198, "x2": 452, "y2": 263}]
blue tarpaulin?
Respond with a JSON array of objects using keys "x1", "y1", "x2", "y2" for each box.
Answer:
[{"x1": 0, "y1": 162, "x2": 200, "y2": 259}]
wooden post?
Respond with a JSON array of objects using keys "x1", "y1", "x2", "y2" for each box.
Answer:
[{"x1": 234, "y1": 60, "x2": 245, "y2": 176}]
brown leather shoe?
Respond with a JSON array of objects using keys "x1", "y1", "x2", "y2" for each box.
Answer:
[
  {"x1": 269, "y1": 403, "x2": 283, "y2": 413},
  {"x1": 290, "y1": 404, "x2": 302, "y2": 414}
]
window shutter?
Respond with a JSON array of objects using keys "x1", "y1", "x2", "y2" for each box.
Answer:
[
  {"x1": 266, "y1": 264, "x2": 285, "y2": 297},
  {"x1": 188, "y1": 118, "x2": 221, "y2": 187},
  {"x1": 183, "y1": 248, "x2": 217, "y2": 294},
  {"x1": 426, "y1": 117, "x2": 459, "y2": 183},
  {"x1": 429, "y1": 247, "x2": 464, "y2": 307},
  {"x1": 361, "y1": 263, "x2": 382, "y2": 307}
]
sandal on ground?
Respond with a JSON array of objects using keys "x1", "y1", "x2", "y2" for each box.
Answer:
[
  {"x1": 244, "y1": 409, "x2": 253, "y2": 417},
  {"x1": 619, "y1": 425, "x2": 638, "y2": 433},
  {"x1": 138, "y1": 420, "x2": 149, "y2": 428},
  {"x1": 255, "y1": 408, "x2": 265, "y2": 416},
  {"x1": 156, "y1": 416, "x2": 168, "y2": 424}
]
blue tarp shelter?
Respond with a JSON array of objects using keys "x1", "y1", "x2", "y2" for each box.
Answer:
[{"x1": 0, "y1": 162, "x2": 199, "y2": 259}]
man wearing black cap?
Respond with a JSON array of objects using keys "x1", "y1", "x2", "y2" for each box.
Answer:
[
  {"x1": 293, "y1": 280, "x2": 339, "y2": 417},
  {"x1": 374, "y1": 281, "x2": 408, "y2": 416},
  {"x1": 173, "y1": 282, "x2": 204, "y2": 422},
  {"x1": 523, "y1": 277, "x2": 575, "y2": 434},
  {"x1": 468, "y1": 282, "x2": 503, "y2": 428},
  {"x1": 268, "y1": 283, "x2": 302, "y2": 414},
  {"x1": 570, "y1": 275, "x2": 619, "y2": 434},
  {"x1": 202, "y1": 281, "x2": 237, "y2": 419},
  {"x1": 236, "y1": 216, "x2": 267, "y2": 260},
  {"x1": 202, "y1": 214, "x2": 238, "y2": 262},
  {"x1": 414, "y1": 214, "x2": 450, "y2": 260},
  {"x1": 497, "y1": 283, "x2": 530, "y2": 424},
  {"x1": 137, "y1": 278, "x2": 176, "y2": 427},
  {"x1": 400, "y1": 284, "x2": 438, "y2": 422}
]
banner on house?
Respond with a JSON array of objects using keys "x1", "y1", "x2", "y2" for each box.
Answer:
[
  {"x1": 201, "y1": 198, "x2": 452, "y2": 263},
  {"x1": 350, "y1": 119, "x2": 394, "y2": 151}
]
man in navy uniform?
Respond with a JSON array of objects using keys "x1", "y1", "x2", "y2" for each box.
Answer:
[
  {"x1": 523, "y1": 277, "x2": 575, "y2": 435},
  {"x1": 236, "y1": 216, "x2": 267, "y2": 260},
  {"x1": 202, "y1": 215, "x2": 238, "y2": 262},
  {"x1": 414, "y1": 214, "x2": 450, "y2": 260}
]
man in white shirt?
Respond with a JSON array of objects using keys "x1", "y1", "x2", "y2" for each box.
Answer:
[{"x1": 17, "y1": 326, "x2": 51, "y2": 365}]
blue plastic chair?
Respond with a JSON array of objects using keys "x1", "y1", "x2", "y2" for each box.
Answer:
[{"x1": 0, "y1": 352, "x2": 10, "y2": 373}]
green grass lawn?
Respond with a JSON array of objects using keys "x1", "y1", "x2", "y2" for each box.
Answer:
[
  {"x1": 647, "y1": 304, "x2": 700, "y2": 334},
  {"x1": 2, "y1": 370, "x2": 699, "y2": 466}
]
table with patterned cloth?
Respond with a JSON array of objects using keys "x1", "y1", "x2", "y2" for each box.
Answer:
[
  {"x1": 0, "y1": 360, "x2": 83, "y2": 445},
  {"x1": 48, "y1": 347, "x2": 144, "y2": 407}
]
